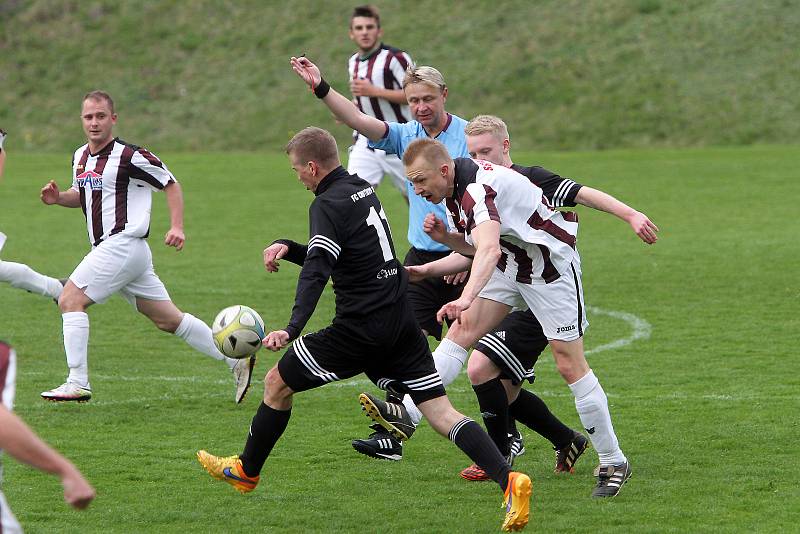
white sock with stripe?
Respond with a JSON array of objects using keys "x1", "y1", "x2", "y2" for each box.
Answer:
[
  {"x1": 0, "y1": 260, "x2": 64, "y2": 300},
  {"x1": 569, "y1": 369, "x2": 626, "y2": 465},
  {"x1": 63, "y1": 311, "x2": 90, "y2": 388},
  {"x1": 174, "y1": 313, "x2": 234, "y2": 366}
]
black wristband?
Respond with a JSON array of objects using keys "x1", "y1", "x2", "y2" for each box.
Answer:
[{"x1": 313, "y1": 79, "x2": 331, "y2": 99}]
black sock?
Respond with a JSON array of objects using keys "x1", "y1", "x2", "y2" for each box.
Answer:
[
  {"x1": 449, "y1": 418, "x2": 510, "y2": 491},
  {"x1": 472, "y1": 377, "x2": 511, "y2": 456},
  {"x1": 508, "y1": 417, "x2": 521, "y2": 439},
  {"x1": 509, "y1": 389, "x2": 573, "y2": 448},
  {"x1": 239, "y1": 402, "x2": 292, "y2": 477}
]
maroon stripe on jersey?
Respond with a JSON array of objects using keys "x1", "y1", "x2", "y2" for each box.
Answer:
[
  {"x1": 445, "y1": 198, "x2": 466, "y2": 232},
  {"x1": 497, "y1": 251, "x2": 508, "y2": 272},
  {"x1": 75, "y1": 148, "x2": 90, "y2": 218},
  {"x1": 482, "y1": 184, "x2": 500, "y2": 223},
  {"x1": 111, "y1": 145, "x2": 135, "y2": 236},
  {"x1": 561, "y1": 211, "x2": 578, "y2": 223},
  {"x1": 0, "y1": 341, "x2": 12, "y2": 402},
  {"x1": 500, "y1": 239, "x2": 533, "y2": 284},
  {"x1": 90, "y1": 151, "x2": 112, "y2": 246},
  {"x1": 137, "y1": 148, "x2": 164, "y2": 169},
  {"x1": 394, "y1": 50, "x2": 410, "y2": 71},
  {"x1": 461, "y1": 190, "x2": 477, "y2": 233},
  {"x1": 527, "y1": 212, "x2": 576, "y2": 249},
  {"x1": 365, "y1": 53, "x2": 385, "y2": 121},
  {"x1": 537, "y1": 244, "x2": 560, "y2": 283},
  {"x1": 384, "y1": 54, "x2": 405, "y2": 123},
  {"x1": 352, "y1": 57, "x2": 365, "y2": 114}
]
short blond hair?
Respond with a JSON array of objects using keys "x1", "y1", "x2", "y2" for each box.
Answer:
[
  {"x1": 465, "y1": 115, "x2": 509, "y2": 141},
  {"x1": 402, "y1": 138, "x2": 451, "y2": 168},
  {"x1": 285, "y1": 127, "x2": 340, "y2": 168},
  {"x1": 402, "y1": 65, "x2": 446, "y2": 93}
]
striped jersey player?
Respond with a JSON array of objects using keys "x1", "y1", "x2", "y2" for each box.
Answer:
[
  {"x1": 346, "y1": 4, "x2": 412, "y2": 197},
  {"x1": 38, "y1": 91, "x2": 256, "y2": 405}
]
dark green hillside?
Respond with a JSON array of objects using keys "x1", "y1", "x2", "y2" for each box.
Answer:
[{"x1": 1, "y1": 0, "x2": 797, "y2": 152}]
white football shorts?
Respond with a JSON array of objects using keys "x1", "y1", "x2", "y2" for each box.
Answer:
[
  {"x1": 346, "y1": 144, "x2": 407, "y2": 197},
  {"x1": 0, "y1": 490, "x2": 23, "y2": 534},
  {"x1": 478, "y1": 259, "x2": 589, "y2": 342},
  {"x1": 70, "y1": 234, "x2": 170, "y2": 307}
]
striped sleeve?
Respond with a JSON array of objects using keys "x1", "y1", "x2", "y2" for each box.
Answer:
[
  {"x1": 524, "y1": 166, "x2": 583, "y2": 208},
  {"x1": 462, "y1": 182, "x2": 501, "y2": 232},
  {"x1": 389, "y1": 50, "x2": 411, "y2": 87},
  {"x1": 128, "y1": 148, "x2": 176, "y2": 190}
]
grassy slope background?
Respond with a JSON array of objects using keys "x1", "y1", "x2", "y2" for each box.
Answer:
[{"x1": 1, "y1": 0, "x2": 799, "y2": 152}]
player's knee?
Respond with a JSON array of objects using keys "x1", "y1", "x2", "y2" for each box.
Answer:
[
  {"x1": 445, "y1": 315, "x2": 481, "y2": 348},
  {"x1": 263, "y1": 366, "x2": 291, "y2": 404},
  {"x1": 58, "y1": 285, "x2": 85, "y2": 313},
  {"x1": 466, "y1": 351, "x2": 499, "y2": 385},
  {"x1": 552, "y1": 351, "x2": 589, "y2": 384}
]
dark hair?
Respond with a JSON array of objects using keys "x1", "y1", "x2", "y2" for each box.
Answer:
[
  {"x1": 351, "y1": 4, "x2": 380, "y2": 27},
  {"x1": 83, "y1": 90, "x2": 115, "y2": 113}
]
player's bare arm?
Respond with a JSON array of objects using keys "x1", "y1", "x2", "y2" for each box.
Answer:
[
  {"x1": 436, "y1": 221, "x2": 501, "y2": 324},
  {"x1": 0, "y1": 405, "x2": 96, "y2": 510},
  {"x1": 289, "y1": 56, "x2": 386, "y2": 141},
  {"x1": 163, "y1": 182, "x2": 185, "y2": 251},
  {"x1": 406, "y1": 252, "x2": 472, "y2": 283},
  {"x1": 263, "y1": 242, "x2": 289, "y2": 272},
  {"x1": 574, "y1": 186, "x2": 659, "y2": 244},
  {"x1": 349, "y1": 78, "x2": 407, "y2": 104},
  {"x1": 423, "y1": 213, "x2": 476, "y2": 255},
  {"x1": 40, "y1": 180, "x2": 81, "y2": 207}
]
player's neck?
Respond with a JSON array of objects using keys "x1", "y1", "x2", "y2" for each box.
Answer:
[
  {"x1": 504, "y1": 155, "x2": 514, "y2": 167},
  {"x1": 358, "y1": 43, "x2": 381, "y2": 58},
  {"x1": 87, "y1": 135, "x2": 114, "y2": 155},
  {"x1": 423, "y1": 113, "x2": 449, "y2": 138}
]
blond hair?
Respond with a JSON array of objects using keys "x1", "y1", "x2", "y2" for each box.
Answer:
[
  {"x1": 465, "y1": 115, "x2": 509, "y2": 141},
  {"x1": 402, "y1": 65, "x2": 446, "y2": 93},
  {"x1": 285, "y1": 127, "x2": 340, "y2": 168},
  {"x1": 402, "y1": 138, "x2": 451, "y2": 168}
]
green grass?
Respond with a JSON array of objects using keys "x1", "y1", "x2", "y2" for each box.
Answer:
[
  {"x1": 1, "y1": 0, "x2": 799, "y2": 152},
  {"x1": 1, "y1": 145, "x2": 798, "y2": 532}
]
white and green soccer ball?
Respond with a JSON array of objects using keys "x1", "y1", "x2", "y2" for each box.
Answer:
[{"x1": 212, "y1": 305, "x2": 266, "y2": 359}]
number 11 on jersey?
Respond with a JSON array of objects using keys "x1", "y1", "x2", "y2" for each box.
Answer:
[{"x1": 366, "y1": 206, "x2": 394, "y2": 262}]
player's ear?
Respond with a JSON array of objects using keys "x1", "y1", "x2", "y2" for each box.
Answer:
[{"x1": 503, "y1": 139, "x2": 510, "y2": 154}]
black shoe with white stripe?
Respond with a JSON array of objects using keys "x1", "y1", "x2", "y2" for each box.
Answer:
[
  {"x1": 352, "y1": 424, "x2": 403, "y2": 461},
  {"x1": 554, "y1": 431, "x2": 589, "y2": 473},
  {"x1": 358, "y1": 392, "x2": 416, "y2": 441},
  {"x1": 508, "y1": 430, "x2": 526, "y2": 464},
  {"x1": 591, "y1": 461, "x2": 632, "y2": 497}
]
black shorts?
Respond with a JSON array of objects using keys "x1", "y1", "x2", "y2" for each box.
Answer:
[
  {"x1": 404, "y1": 247, "x2": 466, "y2": 340},
  {"x1": 474, "y1": 310, "x2": 548, "y2": 385},
  {"x1": 278, "y1": 298, "x2": 446, "y2": 405}
]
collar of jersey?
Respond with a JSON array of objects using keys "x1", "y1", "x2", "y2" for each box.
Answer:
[
  {"x1": 358, "y1": 43, "x2": 384, "y2": 61},
  {"x1": 88, "y1": 137, "x2": 118, "y2": 157},
  {"x1": 315, "y1": 166, "x2": 349, "y2": 196}
]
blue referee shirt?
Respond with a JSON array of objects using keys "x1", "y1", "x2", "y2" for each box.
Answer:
[{"x1": 369, "y1": 113, "x2": 469, "y2": 252}]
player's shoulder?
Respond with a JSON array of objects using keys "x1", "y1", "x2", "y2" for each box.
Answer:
[
  {"x1": 382, "y1": 43, "x2": 410, "y2": 56},
  {"x1": 511, "y1": 163, "x2": 557, "y2": 180},
  {"x1": 115, "y1": 138, "x2": 145, "y2": 153}
]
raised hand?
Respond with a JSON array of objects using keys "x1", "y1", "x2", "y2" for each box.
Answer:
[
  {"x1": 289, "y1": 56, "x2": 322, "y2": 88},
  {"x1": 40, "y1": 180, "x2": 61, "y2": 205}
]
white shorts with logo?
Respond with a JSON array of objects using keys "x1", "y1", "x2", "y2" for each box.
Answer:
[
  {"x1": 0, "y1": 489, "x2": 23, "y2": 534},
  {"x1": 479, "y1": 258, "x2": 588, "y2": 342},
  {"x1": 70, "y1": 234, "x2": 170, "y2": 307},
  {"x1": 346, "y1": 144, "x2": 407, "y2": 197}
]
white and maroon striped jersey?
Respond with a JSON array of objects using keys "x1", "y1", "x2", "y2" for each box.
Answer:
[
  {"x1": 447, "y1": 158, "x2": 579, "y2": 285},
  {"x1": 348, "y1": 43, "x2": 412, "y2": 147},
  {"x1": 70, "y1": 138, "x2": 176, "y2": 246}
]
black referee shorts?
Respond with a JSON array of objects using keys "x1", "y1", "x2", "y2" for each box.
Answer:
[
  {"x1": 277, "y1": 298, "x2": 446, "y2": 405},
  {"x1": 474, "y1": 310, "x2": 548, "y2": 385},
  {"x1": 403, "y1": 247, "x2": 466, "y2": 340}
]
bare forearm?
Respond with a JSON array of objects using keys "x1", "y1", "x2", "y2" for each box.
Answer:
[
  {"x1": 58, "y1": 189, "x2": 81, "y2": 208},
  {"x1": 460, "y1": 245, "x2": 500, "y2": 302},
  {"x1": 323, "y1": 88, "x2": 386, "y2": 141},
  {"x1": 420, "y1": 253, "x2": 473, "y2": 278},
  {"x1": 0, "y1": 408, "x2": 76, "y2": 477},
  {"x1": 164, "y1": 182, "x2": 185, "y2": 230},
  {"x1": 436, "y1": 231, "x2": 476, "y2": 256},
  {"x1": 575, "y1": 186, "x2": 637, "y2": 223}
]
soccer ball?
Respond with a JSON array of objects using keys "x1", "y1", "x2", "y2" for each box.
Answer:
[{"x1": 212, "y1": 305, "x2": 266, "y2": 359}]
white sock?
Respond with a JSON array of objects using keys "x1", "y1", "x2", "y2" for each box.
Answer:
[
  {"x1": 174, "y1": 313, "x2": 231, "y2": 365},
  {"x1": 63, "y1": 312, "x2": 90, "y2": 388},
  {"x1": 0, "y1": 260, "x2": 64, "y2": 300},
  {"x1": 402, "y1": 338, "x2": 469, "y2": 426},
  {"x1": 569, "y1": 369, "x2": 626, "y2": 465}
]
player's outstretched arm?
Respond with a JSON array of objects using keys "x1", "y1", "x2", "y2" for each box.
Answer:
[
  {"x1": 575, "y1": 186, "x2": 659, "y2": 244},
  {"x1": 163, "y1": 182, "x2": 185, "y2": 251},
  {"x1": 289, "y1": 56, "x2": 386, "y2": 141},
  {"x1": 0, "y1": 405, "x2": 96, "y2": 510},
  {"x1": 406, "y1": 252, "x2": 473, "y2": 283},
  {"x1": 40, "y1": 180, "x2": 80, "y2": 207}
]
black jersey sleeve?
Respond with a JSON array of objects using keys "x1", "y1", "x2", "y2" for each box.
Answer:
[
  {"x1": 514, "y1": 165, "x2": 584, "y2": 207},
  {"x1": 272, "y1": 239, "x2": 308, "y2": 265},
  {"x1": 284, "y1": 200, "x2": 344, "y2": 340}
]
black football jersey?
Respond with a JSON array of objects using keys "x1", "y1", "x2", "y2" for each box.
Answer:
[{"x1": 276, "y1": 167, "x2": 406, "y2": 339}]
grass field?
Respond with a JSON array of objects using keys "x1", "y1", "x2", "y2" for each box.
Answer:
[{"x1": 0, "y1": 145, "x2": 798, "y2": 533}]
